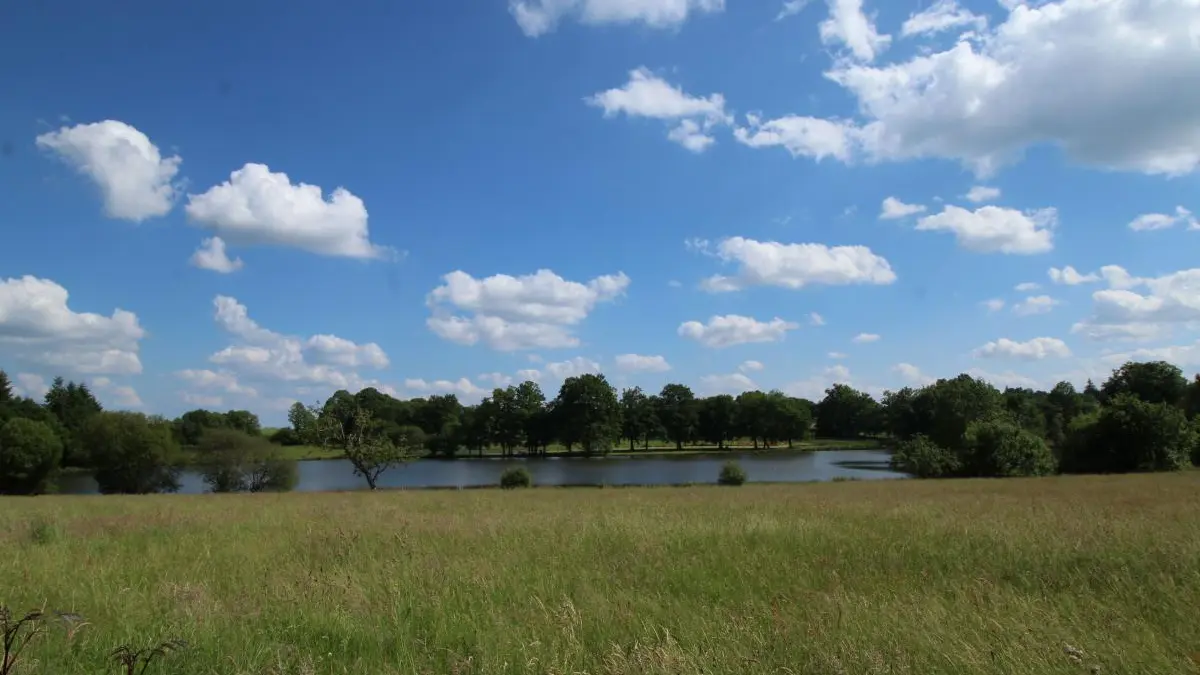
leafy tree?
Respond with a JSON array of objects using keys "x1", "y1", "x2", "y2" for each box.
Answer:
[
  {"x1": 459, "y1": 400, "x2": 495, "y2": 457},
  {"x1": 768, "y1": 392, "x2": 814, "y2": 447},
  {"x1": 553, "y1": 374, "x2": 621, "y2": 455},
  {"x1": 196, "y1": 428, "x2": 297, "y2": 493},
  {"x1": 489, "y1": 387, "x2": 523, "y2": 455},
  {"x1": 84, "y1": 412, "x2": 182, "y2": 494},
  {"x1": 308, "y1": 403, "x2": 421, "y2": 489},
  {"x1": 961, "y1": 418, "x2": 1056, "y2": 477},
  {"x1": 1060, "y1": 394, "x2": 1193, "y2": 473},
  {"x1": 1101, "y1": 360, "x2": 1188, "y2": 407},
  {"x1": 815, "y1": 384, "x2": 880, "y2": 438},
  {"x1": 697, "y1": 395, "x2": 737, "y2": 449},
  {"x1": 735, "y1": 391, "x2": 770, "y2": 448},
  {"x1": 0, "y1": 417, "x2": 63, "y2": 495},
  {"x1": 0, "y1": 370, "x2": 12, "y2": 406},
  {"x1": 223, "y1": 410, "x2": 261, "y2": 437},
  {"x1": 174, "y1": 409, "x2": 228, "y2": 446},
  {"x1": 891, "y1": 434, "x2": 960, "y2": 478},
  {"x1": 43, "y1": 377, "x2": 102, "y2": 467},
  {"x1": 619, "y1": 387, "x2": 653, "y2": 451},
  {"x1": 916, "y1": 375, "x2": 1004, "y2": 451},
  {"x1": 288, "y1": 401, "x2": 317, "y2": 438},
  {"x1": 657, "y1": 384, "x2": 698, "y2": 450},
  {"x1": 514, "y1": 381, "x2": 547, "y2": 454}
]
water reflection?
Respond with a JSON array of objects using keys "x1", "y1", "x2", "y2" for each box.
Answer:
[{"x1": 56, "y1": 449, "x2": 906, "y2": 495}]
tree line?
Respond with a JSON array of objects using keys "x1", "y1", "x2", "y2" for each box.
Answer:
[{"x1": 2, "y1": 359, "x2": 1200, "y2": 495}]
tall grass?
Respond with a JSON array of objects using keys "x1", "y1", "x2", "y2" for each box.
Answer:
[{"x1": 3, "y1": 473, "x2": 1199, "y2": 673}]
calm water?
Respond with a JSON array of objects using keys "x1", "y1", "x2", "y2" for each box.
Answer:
[{"x1": 56, "y1": 449, "x2": 907, "y2": 495}]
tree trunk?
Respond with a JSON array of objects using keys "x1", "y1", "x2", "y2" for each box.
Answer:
[
  {"x1": 629, "y1": 437, "x2": 635, "y2": 451},
  {"x1": 675, "y1": 439, "x2": 682, "y2": 450}
]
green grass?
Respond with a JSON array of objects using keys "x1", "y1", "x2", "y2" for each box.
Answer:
[{"x1": 4, "y1": 473, "x2": 1200, "y2": 673}]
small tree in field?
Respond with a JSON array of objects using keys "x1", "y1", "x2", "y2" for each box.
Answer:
[{"x1": 305, "y1": 403, "x2": 421, "y2": 490}]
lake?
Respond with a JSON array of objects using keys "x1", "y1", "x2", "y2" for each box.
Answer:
[{"x1": 55, "y1": 449, "x2": 907, "y2": 494}]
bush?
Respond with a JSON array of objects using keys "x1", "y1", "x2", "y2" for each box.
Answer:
[
  {"x1": 197, "y1": 428, "x2": 298, "y2": 493},
  {"x1": 268, "y1": 427, "x2": 303, "y2": 446},
  {"x1": 962, "y1": 419, "x2": 1057, "y2": 477},
  {"x1": 717, "y1": 460, "x2": 746, "y2": 486},
  {"x1": 890, "y1": 434, "x2": 960, "y2": 478},
  {"x1": 500, "y1": 465, "x2": 532, "y2": 489},
  {"x1": 0, "y1": 417, "x2": 64, "y2": 495},
  {"x1": 1060, "y1": 395, "x2": 1192, "y2": 474},
  {"x1": 84, "y1": 412, "x2": 183, "y2": 494}
]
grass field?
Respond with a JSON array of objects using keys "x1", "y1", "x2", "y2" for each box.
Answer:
[{"x1": 4, "y1": 474, "x2": 1199, "y2": 674}]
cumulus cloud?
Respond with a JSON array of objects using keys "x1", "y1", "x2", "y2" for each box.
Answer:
[
  {"x1": 185, "y1": 163, "x2": 390, "y2": 260},
  {"x1": 614, "y1": 353, "x2": 671, "y2": 373},
  {"x1": 879, "y1": 196, "x2": 926, "y2": 219},
  {"x1": 982, "y1": 298, "x2": 1006, "y2": 312},
  {"x1": 964, "y1": 186, "x2": 1001, "y2": 203},
  {"x1": 587, "y1": 67, "x2": 731, "y2": 152},
  {"x1": 1127, "y1": 206, "x2": 1197, "y2": 231},
  {"x1": 35, "y1": 120, "x2": 181, "y2": 221},
  {"x1": 819, "y1": 0, "x2": 891, "y2": 63},
  {"x1": 510, "y1": 0, "x2": 722, "y2": 37},
  {"x1": 732, "y1": 113, "x2": 858, "y2": 161},
  {"x1": 915, "y1": 205, "x2": 1056, "y2": 254},
  {"x1": 0, "y1": 275, "x2": 144, "y2": 375},
  {"x1": 900, "y1": 0, "x2": 986, "y2": 38},
  {"x1": 1015, "y1": 282, "x2": 1040, "y2": 292},
  {"x1": 545, "y1": 356, "x2": 602, "y2": 379},
  {"x1": 809, "y1": 312, "x2": 826, "y2": 326},
  {"x1": 696, "y1": 236, "x2": 895, "y2": 292},
  {"x1": 828, "y1": 351, "x2": 848, "y2": 359},
  {"x1": 679, "y1": 314, "x2": 799, "y2": 348},
  {"x1": 739, "y1": 360, "x2": 765, "y2": 373},
  {"x1": 698, "y1": 372, "x2": 757, "y2": 395},
  {"x1": 189, "y1": 237, "x2": 244, "y2": 274},
  {"x1": 852, "y1": 332, "x2": 880, "y2": 343},
  {"x1": 1048, "y1": 265, "x2": 1100, "y2": 285},
  {"x1": 893, "y1": 362, "x2": 933, "y2": 385},
  {"x1": 775, "y1": 0, "x2": 811, "y2": 21},
  {"x1": 426, "y1": 269, "x2": 629, "y2": 351},
  {"x1": 973, "y1": 337, "x2": 1072, "y2": 360},
  {"x1": 404, "y1": 377, "x2": 488, "y2": 402},
  {"x1": 1072, "y1": 266, "x2": 1200, "y2": 343},
  {"x1": 784, "y1": 364, "x2": 856, "y2": 400},
  {"x1": 1012, "y1": 295, "x2": 1060, "y2": 316}
]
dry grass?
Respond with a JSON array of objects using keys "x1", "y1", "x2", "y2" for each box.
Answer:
[{"x1": 3, "y1": 474, "x2": 1200, "y2": 673}]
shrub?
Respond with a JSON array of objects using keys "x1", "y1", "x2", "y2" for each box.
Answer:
[
  {"x1": 84, "y1": 412, "x2": 182, "y2": 494},
  {"x1": 962, "y1": 418, "x2": 1057, "y2": 477},
  {"x1": 0, "y1": 417, "x2": 64, "y2": 495},
  {"x1": 1060, "y1": 395, "x2": 1192, "y2": 474},
  {"x1": 890, "y1": 434, "x2": 960, "y2": 478},
  {"x1": 500, "y1": 466, "x2": 532, "y2": 489},
  {"x1": 268, "y1": 427, "x2": 303, "y2": 446},
  {"x1": 717, "y1": 460, "x2": 747, "y2": 486},
  {"x1": 197, "y1": 428, "x2": 297, "y2": 493}
]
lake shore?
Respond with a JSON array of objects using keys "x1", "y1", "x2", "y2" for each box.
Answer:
[{"x1": 5, "y1": 473, "x2": 1198, "y2": 674}]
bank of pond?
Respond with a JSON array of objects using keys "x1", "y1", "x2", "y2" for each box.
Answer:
[{"x1": 55, "y1": 448, "x2": 905, "y2": 495}]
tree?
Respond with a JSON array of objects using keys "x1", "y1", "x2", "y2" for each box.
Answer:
[
  {"x1": 514, "y1": 381, "x2": 547, "y2": 455},
  {"x1": 43, "y1": 377, "x2": 102, "y2": 467},
  {"x1": 553, "y1": 374, "x2": 621, "y2": 454},
  {"x1": 961, "y1": 418, "x2": 1056, "y2": 477},
  {"x1": 619, "y1": 387, "x2": 650, "y2": 451},
  {"x1": 767, "y1": 392, "x2": 813, "y2": 448},
  {"x1": 916, "y1": 375, "x2": 1004, "y2": 451},
  {"x1": 0, "y1": 370, "x2": 12, "y2": 406},
  {"x1": 223, "y1": 410, "x2": 261, "y2": 437},
  {"x1": 697, "y1": 395, "x2": 737, "y2": 449},
  {"x1": 1060, "y1": 395, "x2": 1193, "y2": 474},
  {"x1": 175, "y1": 409, "x2": 228, "y2": 446},
  {"x1": 815, "y1": 384, "x2": 880, "y2": 439},
  {"x1": 288, "y1": 401, "x2": 317, "y2": 437},
  {"x1": 196, "y1": 428, "x2": 297, "y2": 493},
  {"x1": 657, "y1": 384, "x2": 698, "y2": 450},
  {"x1": 0, "y1": 417, "x2": 63, "y2": 495},
  {"x1": 1101, "y1": 360, "x2": 1188, "y2": 407},
  {"x1": 84, "y1": 412, "x2": 182, "y2": 494},
  {"x1": 309, "y1": 403, "x2": 420, "y2": 489},
  {"x1": 735, "y1": 391, "x2": 770, "y2": 448},
  {"x1": 891, "y1": 434, "x2": 960, "y2": 478}
]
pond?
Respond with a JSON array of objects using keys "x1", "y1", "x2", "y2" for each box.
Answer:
[{"x1": 55, "y1": 449, "x2": 907, "y2": 495}]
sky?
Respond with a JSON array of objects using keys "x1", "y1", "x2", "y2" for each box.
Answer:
[{"x1": 1, "y1": 0, "x2": 1199, "y2": 424}]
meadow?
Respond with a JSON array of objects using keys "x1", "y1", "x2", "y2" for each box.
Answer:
[{"x1": 4, "y1": 474, "x2": 1200, "y2": 674}]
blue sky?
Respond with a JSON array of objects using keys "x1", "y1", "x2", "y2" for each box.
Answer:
[{"x1": 1, "y1": 0, "x2": 1198, "y2": 423}]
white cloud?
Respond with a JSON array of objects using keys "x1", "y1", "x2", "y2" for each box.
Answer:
[
  {"x1": 739, "y1": 360, "x2": 765, "y2": 373},
  {"x1": 516, "y1": 368, "x2": 543, "y2": 381},
  {"x1": 893, "y1": 362, "x2": 933, "y2": 385},
  {"x1": 545, "y1": 356, "x2": 602, "y2": 379},
  {"x1": 615, "y1": 353, "x2": 671, "y2": 373},
  {"x1": 828, "y1": 351, "x2": 848, "y2": 359},
  {"x1": 973, "y1": 337, "x2": 1072, "y2": 360},
  {"x1": 967, "y1": 368, "x2": 1042, "y2": 390},
  {"x1": 12, "y1": 373, "x2": 49, "y2": 400},
  {"x1": 426, "y1": 269, "x2": 629, "y2": 351},
  {"x1": 733, "y1": 113, "x2": 858, "y2": 161},
  {"x1": 784, "y1": 365, "x2": 856, "y2": 400},
  {"x1": 915, "y1": 205, "x2": 1055, "y2": 254},
  {"x1": 35, "y1": 120, "x2": 181, "y2": 221},
  {"x1": 1072, "y1": 266, "x2": 1200, "y2": 343},
  {"x1": 1014, "y1": 281, "x2": 1040, "y2": 292},
  {"x1": 176, "y1": 368, "x2": 258, "y2": 398},
  {"x1": 900, "y1": 0, "x2": 986, "y2": 38},
  {"x1": 1128, "y1": 206, "x2": 1197, "y2": 231},
  {"x1": 819, "y1": 0, "x2": 891, "y2": 63},
  {"x1": 819, "y1": 0, "x2": 1200, "y2": 176},
  {"x1": 696, "y1": 236, "x2": 896, "y2": 292},
  {"x1": 852, "y1": 332, "x2": 880, "y2": 343},
  {"x1": 1101, "y1": 340, "x2": 1200, "y2": 368},
  {"x1": 404, "y1": 377, "x2": 487, "y2": 403},
  {"x1": 0, "y1": 275, "x2": 144, "y2": 375},
  {"x1": 879, "y1": 196, "x2": 926, "y2": 219},
  {"x1": 1048, "y1": 265, "x2": 1100, "y2": 285},
  {"x1": 203, "y1": 296, "x2": 390, "y2": 394},
  {"x1": 587, "y1": 68, "x2": 731, "y2": 152},
  {"x1": 510, "y1": 0, "x2": 723, "y2": 37},
  {"x1": 983, "y1": 298, "x2": 1006, "y2": 312},
  {"x1": 699, "y1": 372, "x2": 757, "y2": 395},
  {"x1": 189, "y1": 237, "x2": 244, "y2": 274},
  {"x1": 809, "y1": 312, "x2": 826, "y2": 326},
  {"x1": 1012, "y1": 295, "x2": 1060, "y2": 316},
  {"x1": 93, "y1": 380, "x2": 142, "y2": 408},
  {"x1": 964, "y1": 186, "x2": 1001, "y2": 203},
  {"x1": 182, "y1": 392, "x2": 223, "y2": 408},
  {"x1": 679, "y1": 314, "x2": 799, "y2": 348},
  {"x1": 775, "y1": 0, "x2": 811, "y2": 21},
  {"x1": 185, "y1": 163, "x2": 390, "y2": 260}
]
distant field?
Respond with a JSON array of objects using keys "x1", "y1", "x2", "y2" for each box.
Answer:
[{"x1": 4, "y1": 474, "x2": 1199, "y2": 673}]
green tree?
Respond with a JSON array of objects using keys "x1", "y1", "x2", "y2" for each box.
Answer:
[
  {"x1": 961, "y1": 418, "x2": 1056, "y2": 477},
  {"x1": 0, "y1": 417, "x2": 63, "y2": 495},
  {"x1": 288, "y1": 401, "x2": 317, "y2": 437},
  {"x1": 916, "y1": 375, "x2": 1004, "y2": 451},
  {"x1": 43, "y1": 377, "x2": 102, "y2": 467},
  {"x1": 619, "y1": 387, "x2": 651, "y2": 451},
  {"x1": 697, "y1": 394, "x2": 737, "y2": 449},
  {"x1": 1101, "y1": 360, "x2": 1188, "y2": 407},
  {"x1": 735, "y1": 391, "x2": 770, "y2": 448},
  {"x1": 223, "y1": 410, "x2": 261, "y2": 437},
  {"x1": 815, "y1": 384, "x2": 880, "y2": 438},
  {"x1": 767, "y1": 392, "x2": 813, "y2": 448},
  {"x1": 174, "y1": 409, "x2": 228, "y2": 446},
  {"x1": 0, "y1": 369, "x2": 12, "y2": 406},
  {"x1": 1060, "y1": 394, "x2": 1193, "y2": 474},
  {"x1": 196, "y1": 428, "x2": 297, "y2": 493},
  {"x1": 891, "y1": 434, "x2": 960, "y2": 478},
  {"x1": 514, "y1": 381, "x2": 547, "y2": 455},
  {"x1": 553, "y1": 374, "x2": 621, "y2": 455},
  {"x1": 657, "y1": 383, "x2": 698, "y2": 450},
  {"x1": 84, "y1": 412, "x2": 182, "y2": 494},
  {"x1": 309, "y1": 403, "x2": 421, "y2": 489}
]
